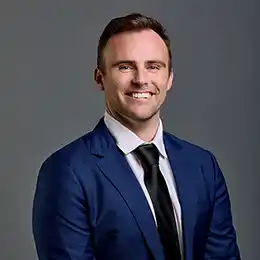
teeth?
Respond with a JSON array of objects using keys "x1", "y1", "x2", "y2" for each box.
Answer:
[{"x1": 131, "y1": 92, "x2": 151, "y2": 99}]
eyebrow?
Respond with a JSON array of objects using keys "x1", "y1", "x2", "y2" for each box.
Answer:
[
  {"x1": 111, "y1": 60, "x2": 135, "y2": 68},
  {"x1": 111, "y1": 60, "x2": 167, "y2": 68},
  {"x1": 146, "y1": 60, "x2": 167, "y2": 67}
]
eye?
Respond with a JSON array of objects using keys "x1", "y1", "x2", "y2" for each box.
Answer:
[
  {"x1": 148, "y1": 65, "x2": 160, "y2": 70},
  {"x1": 118, "y1": 65, "x2": 133, "y2": 71}
]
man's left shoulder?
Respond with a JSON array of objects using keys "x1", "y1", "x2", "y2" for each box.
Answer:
[
  {"x1": 163, "y1": 132, "x2": 223, "y2": 192},
  {"x1": 163, "y1": 131, "x2": 217, "y2": 165}
]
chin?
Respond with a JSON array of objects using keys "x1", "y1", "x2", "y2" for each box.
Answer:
[{"x1": 128, "y1": 112, "x2": 158, "y2": 122}]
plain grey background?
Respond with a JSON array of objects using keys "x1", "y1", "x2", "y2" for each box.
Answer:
[{"x1": 1, "y1": 1, "x2": 259, "y2": 259}]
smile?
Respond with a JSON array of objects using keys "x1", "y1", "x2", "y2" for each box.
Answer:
[{"x1": 126, "y1": 92, "x2": 153, "y2": 99}]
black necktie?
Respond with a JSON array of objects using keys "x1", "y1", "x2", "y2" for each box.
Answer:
[{"x1": 134, "y1": 143, "x2": 181, "y2": 260}]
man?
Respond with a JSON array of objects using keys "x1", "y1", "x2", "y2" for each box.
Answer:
[{"x1": 32, "y1": 13, "x2": 240, "y2": 260}]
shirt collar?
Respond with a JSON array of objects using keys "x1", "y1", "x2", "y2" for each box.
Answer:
[{"x1": 104, "y1": 111, "x2": 167, "y2": 158}]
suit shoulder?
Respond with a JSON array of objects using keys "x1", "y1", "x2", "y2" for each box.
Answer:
[
  {"x1": 40, "y1": 130, "x2": 95, "y2": 171},
  {"x1": 164, "y1": 131, "x2": 215, "y2": 161},
  {"x1": 164, "y1": 132, "x2": 222, "y2": 188}
]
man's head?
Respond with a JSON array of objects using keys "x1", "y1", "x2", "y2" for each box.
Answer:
[{"x1": 94, "y1": 13, "x2": 174, "y2": 127}]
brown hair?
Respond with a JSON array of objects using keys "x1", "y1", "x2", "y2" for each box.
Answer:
[{"x1": 97, "y1": 13, "x2": 172, "y2": 73}]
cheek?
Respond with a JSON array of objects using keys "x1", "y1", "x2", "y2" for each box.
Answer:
[
  {"x1": 103, "y1": 79, "x2": 128, "y2": 104},
  {"x1": 107, "y1": 72, "x2": 131, "y2": 91},
  {"x1": 152, "y1": 76, "x2": 171, "y2": 93}
]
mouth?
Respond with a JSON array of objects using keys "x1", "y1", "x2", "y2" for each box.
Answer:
[{"x1": 125, "y1": 92, "x2": 154, "y2": 100}]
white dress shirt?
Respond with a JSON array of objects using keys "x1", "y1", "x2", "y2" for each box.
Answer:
[{"x1": 104, "y1": 111, "x2": 183, "y2": 256}]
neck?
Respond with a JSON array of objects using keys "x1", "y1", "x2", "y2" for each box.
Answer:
[{"x1": 106, "y1": 109, "x2": 160, "y2": 142}]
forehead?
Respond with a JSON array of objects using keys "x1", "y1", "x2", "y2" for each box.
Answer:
[{"x1": 102, "y1": 29, "x2": 169, "y2": 65}]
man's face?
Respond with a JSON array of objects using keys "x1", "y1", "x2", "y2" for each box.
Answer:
[{"x1": 96, "y1": 29, "x2": 173, "y2": 124}]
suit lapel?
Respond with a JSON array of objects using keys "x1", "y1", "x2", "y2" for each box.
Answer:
[
  {"x1": 164, "y1": 133, "x2": 198, "y2": 260},
  {"x1": 90, "y1": 119, "x2": 164, "y2": 260}
]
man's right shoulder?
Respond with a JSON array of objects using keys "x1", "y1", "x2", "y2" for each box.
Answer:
[{"x1": 39, "y1": 129, "x2": 96, "y2": 173}]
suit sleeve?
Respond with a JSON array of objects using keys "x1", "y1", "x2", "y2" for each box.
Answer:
[
  {"x1": 32, "y1": 155, "x2": 95, "y2": 260},
  {"x1": 204, "y1": 152, "x2": 241, "y2": 259}
]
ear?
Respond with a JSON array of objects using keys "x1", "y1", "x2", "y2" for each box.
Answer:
[
  {"x1": 166, "y1": 68, "x2": 174, "y2": 91},
  {"x1": 94, "y1": 68, "x2": 104, "y2": 91}
]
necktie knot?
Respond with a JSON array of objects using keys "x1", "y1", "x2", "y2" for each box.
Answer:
[{"x1": 134, "y1": 143, "x2": 159, "y2": 169}]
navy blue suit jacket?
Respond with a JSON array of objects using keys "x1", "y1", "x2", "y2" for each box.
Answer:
[{"x1": 32, "y1": 118, "x2": 240, "y2": 259}]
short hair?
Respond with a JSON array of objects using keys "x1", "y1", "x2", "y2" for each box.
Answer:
[{"x1": 97, "y1": 13, "x2": 172, "y2": 73}]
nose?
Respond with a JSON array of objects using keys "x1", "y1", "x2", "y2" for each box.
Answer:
[{"x1": 131, "y1": 68, "x2": 148, "y2": 86}]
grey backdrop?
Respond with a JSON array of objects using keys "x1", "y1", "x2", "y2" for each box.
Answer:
[{"x1": 1, "y1": 1, "x2": 259, "y2": 259}]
